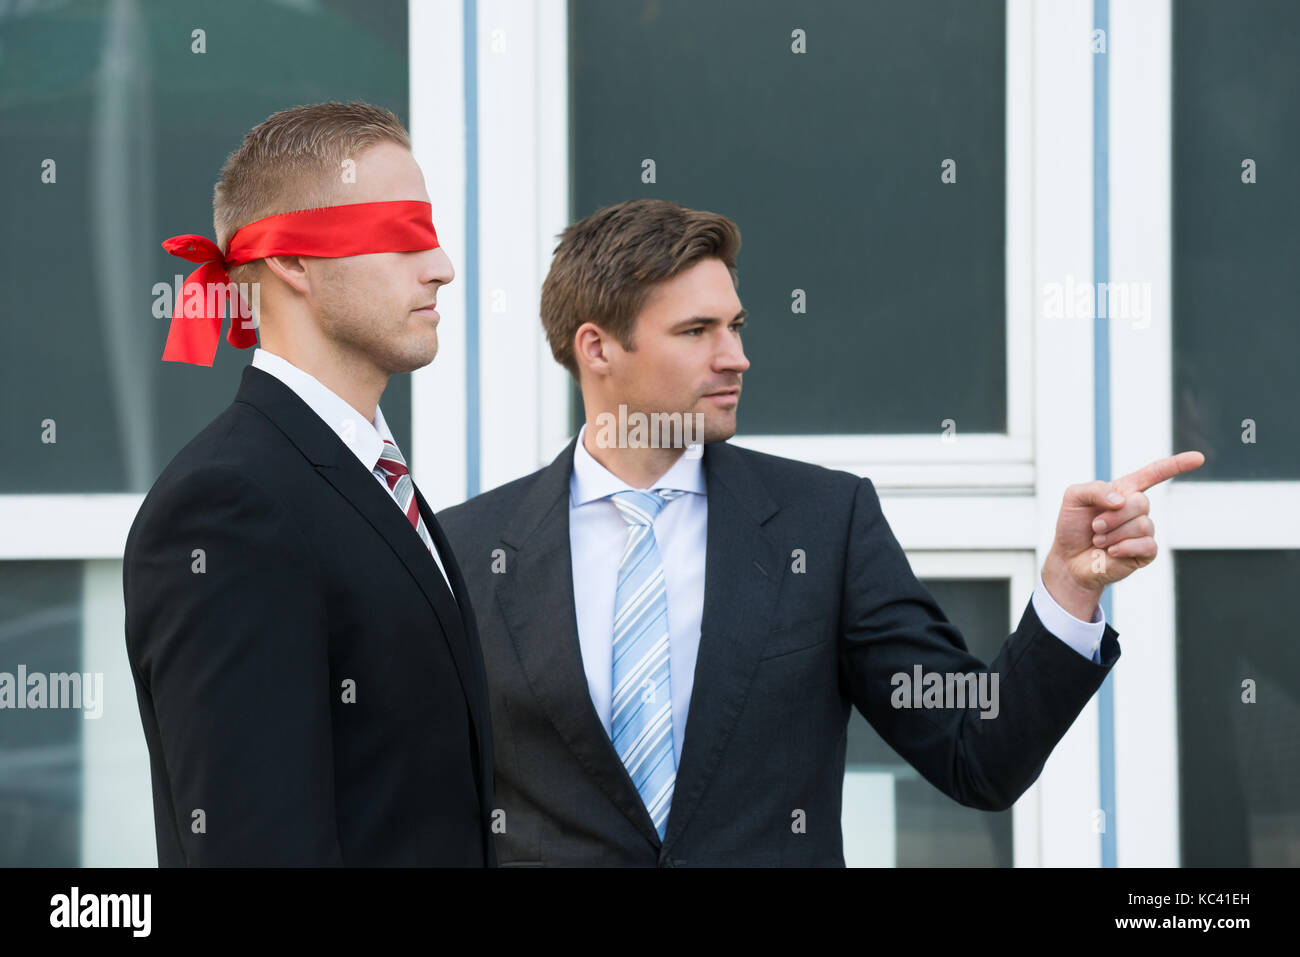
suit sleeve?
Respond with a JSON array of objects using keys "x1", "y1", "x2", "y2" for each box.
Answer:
[
  {"x1": 125, "y1": 464, "x2": 344, "y2": 864},
  {"x1": 837, "y1": 476, "x2": 1120, "y2": 812}
]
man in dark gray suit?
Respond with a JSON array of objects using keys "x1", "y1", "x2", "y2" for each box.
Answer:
[{"x1": 438, "y1": 198, "x2": 1203, "y2": 866}]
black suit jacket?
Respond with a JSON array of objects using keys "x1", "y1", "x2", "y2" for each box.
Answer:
[
  {"x1": 123, "y1": 365, "x2": 495, "y2": 866},
  {"x1": 438, "y1": 436, "x2": 1121, "y2": 866}
]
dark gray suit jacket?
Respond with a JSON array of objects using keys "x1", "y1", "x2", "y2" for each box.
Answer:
[{"x1": 438, "y1": 436, "x2": 1120, "y2": 866}]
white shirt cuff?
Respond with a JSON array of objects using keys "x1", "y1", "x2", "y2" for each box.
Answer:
[{"x1": 1032, "y1": 572, "x2": 1106, "y2": 663}]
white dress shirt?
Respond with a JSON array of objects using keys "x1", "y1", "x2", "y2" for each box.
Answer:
[
  {"x1": 568, "y1": 425, "x2": 1108, "y2": 763},
  {"x1": 250, "y1": 347, "x2": 455, "y2": 595}
]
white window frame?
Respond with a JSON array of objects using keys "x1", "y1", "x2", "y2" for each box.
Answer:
[
  {"x1": 410, "y1": 0, "x2": 471, "y2": 507},
  {"x1": 1108, "y1": 0, "x2": 1300, "y2": 867},
  {"x1": 730, "y1": 0, "x2": 1037, "y2": 492},
  {"x1": 472, "y1": 0, "x2": 1040, "y2": 494}
]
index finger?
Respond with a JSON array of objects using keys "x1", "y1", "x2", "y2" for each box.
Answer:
[{"x1": 1116, "y1": 450, "x2": 1206, "y2": 493}]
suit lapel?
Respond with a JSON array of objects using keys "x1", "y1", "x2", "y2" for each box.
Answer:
[
  {"x1": 233, "y1": 366, "x2": 480, "y2": 745},
  {"x1": 661, "y1": 440, "x2": 783, "y2": 853},
  {"x1": 494, "y1": 437, "x2": 665, "y2": 849}
]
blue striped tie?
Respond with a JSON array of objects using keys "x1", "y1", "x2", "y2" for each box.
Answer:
[{"x1": 609, "y1": 488, "x2": 684, "y2": 839}]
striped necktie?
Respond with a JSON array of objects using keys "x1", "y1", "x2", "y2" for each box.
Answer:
[
  {"x1": 374, "y1": 438, "x2": 436, "y2": 556},
  {"x1": 609, "y1": 487, "x2": 684, "y2": 839}
]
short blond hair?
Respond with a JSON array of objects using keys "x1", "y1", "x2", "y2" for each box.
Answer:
[{"x1": 213, "y1": 101, "x2": 411, "y2": 285}]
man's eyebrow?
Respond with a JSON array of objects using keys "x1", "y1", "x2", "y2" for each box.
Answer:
[{"x1": 672, "y1": 308, "x2": 748, "y2": 329}]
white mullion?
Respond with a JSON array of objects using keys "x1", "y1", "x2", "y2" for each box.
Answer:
[
  {"x1": 729, "y1": 434, "x2": 1035, "y2": 493},
  {"x1": 409, "y1": 0, "x2": 469, "y2": 509},
  {"x1": 1163, "y1": 483, "x2": 1300, "y2": 548},
  {"x1": 1031, "y1": 0, "x2": 1101, "y2": 869},
  {"x1": 879, "y1": 494, "x2": 1038, "y2": 551},
  {"x1": 535, "y1": 0, "x2": 573, "y2": 465},
  {"x1": 1109, "y1": 0, "x2": 1178, "y2": 868},
  {"x1": 81, "y1": 558, "x2": 154, "y2": 864},
  {"x1": 732, "y1": 434, "x2": 1033, "y2": 487},
  {"x1": 0, "y1": 496, "x2": 141, "y2": 560},
  {"x1": 477, "y1": 0, "x2": 542, "y2": 493}
]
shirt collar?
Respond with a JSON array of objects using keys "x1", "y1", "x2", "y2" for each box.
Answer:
[
  {"x1": 251, "y1": 347, "x2": 392, "y2": 473},
  {"x1": 570, "y1": 422, "x2": 706, "y2": 507}
]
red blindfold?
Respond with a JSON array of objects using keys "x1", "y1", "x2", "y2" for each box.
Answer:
[{"x1": 160, "y1": 200, "x2": 440, "y2": 366}]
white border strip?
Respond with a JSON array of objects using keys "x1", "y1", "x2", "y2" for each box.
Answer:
[
  {"x1": 410, "y1": 0, "x2": 469, "y2": 509},
  {"x1": 535, "y1": 0, "x2": 573, "y2": 465},
  {"x1": 1031, "y1": 0, "x2": 1102, "y2": 868},
  {"x1": 1109, "y1": 0, "x2": 1177, "y2": 867},
  {"x1": 474, "y1": 0, "x2": 574, "y2": 487},
  {"x1": 0, "y1": 496, "x2": 141, "y2": 559}
]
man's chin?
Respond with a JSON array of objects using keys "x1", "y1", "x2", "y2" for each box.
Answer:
[
  {"x1": 386, "y1": 340, "x2": 439, "y2": 375},
  {"x1": 699, "y1": 410, "x2": 738, "y2": 444}
]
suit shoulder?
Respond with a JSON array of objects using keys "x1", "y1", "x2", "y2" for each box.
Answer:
[
  {"x1": 718, "y1": 441, "x2": 865, "y2": 496},
  {"x1": 126, "y1": 404, "x2": 288, "y2": 546},
  {"x1": 149, "y1": 401, "x2": 281, "y2": 486},
  {"x1": 438, "y1": 463, "x2": 552, "y2": 539}
]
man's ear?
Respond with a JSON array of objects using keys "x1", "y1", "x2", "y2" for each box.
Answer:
[
  {"x1": 573, "y1": 321, "x2": 613, "y2": 378},
  {"x1": 261, "y1": 255, "x2": 311, "y2": 296}
]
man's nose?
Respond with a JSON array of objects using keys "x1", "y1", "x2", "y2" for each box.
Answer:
[
  {"x1": 716, "y1": 329, "x2": 750, "y2": 374},
  {"x1": 420, "y1": 246, "x2": 454, "y2": 286}
]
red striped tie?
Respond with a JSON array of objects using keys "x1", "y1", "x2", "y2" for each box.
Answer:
[{"x1": 374, "y1": 439, "x2": 435, "y2": 555}]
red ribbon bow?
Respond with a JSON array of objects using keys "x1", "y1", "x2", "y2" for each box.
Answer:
[{"x1": 160, "y1": 200, "x2": 440, "y2": 366}]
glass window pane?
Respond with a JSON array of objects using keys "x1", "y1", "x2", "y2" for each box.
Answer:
[
  {"x1": 0, "y1": 559, "x2": 153, "y2": 867},
  {"x1": 843, "y1": 577, "x2": 1014, "y2": 867},
  {"x1": 568, "y1": 0, "x2": 1007, "y2": 436},
  {"x1": 1176, "y1": 550, "x2": 1300, "y2": 866},
  {"x1": 1172, "y1": 0, "x2": 1300, "y2": 479},
  {"x1": 0, "y1": 0, "x2": 412, "y2": 493},
  {"x1": 0, "y1": 561, "x2": 84, "y2": 866}
]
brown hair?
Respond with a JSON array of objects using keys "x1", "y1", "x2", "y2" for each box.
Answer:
[
  {"x1": 212, "y1": 101, "x2": 411, "y2": 285},
  {"x1": 540, "y1": 199, "x2": 742, "y2": 379}
]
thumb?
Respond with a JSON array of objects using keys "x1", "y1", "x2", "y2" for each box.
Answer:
[{"x1": 1065, "y1": 480, "x2": 1127, "y2": 510}]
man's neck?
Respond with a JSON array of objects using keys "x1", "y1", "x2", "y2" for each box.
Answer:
[
  {"x1": 582, "y1": 419, "x2": 687, "y2": 489},
  {"x1": 261, "y1": 341, "x2": 385, "y2": 426}
]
